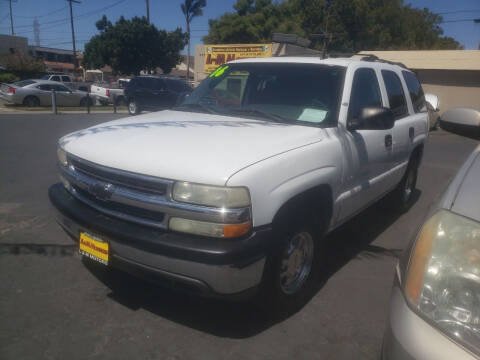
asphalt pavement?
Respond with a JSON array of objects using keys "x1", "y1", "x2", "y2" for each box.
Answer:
[{"x1": 0, "y1": 113, "x2": 478, "y2": 360}]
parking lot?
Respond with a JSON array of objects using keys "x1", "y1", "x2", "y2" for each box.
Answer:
[{"x1": 0, "y1": 113, "x2": 478, "y2": 360}]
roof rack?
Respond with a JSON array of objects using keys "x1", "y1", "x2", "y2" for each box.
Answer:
[{"x1": 356, "y1": 54, "x2": 409, "y2": 70}]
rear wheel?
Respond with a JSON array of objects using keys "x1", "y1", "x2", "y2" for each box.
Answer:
[
  {"x1": 390, "y1": 157, "x2": 419, "y2": 212},
  {"x1": 23, "y1": 96, "x2": 40, "y2": 107},
  {"x1": 128, "y1": 98, "x2": 140, "y2": 115}
]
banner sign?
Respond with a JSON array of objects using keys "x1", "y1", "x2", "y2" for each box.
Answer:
[{"x1": 203, "y1": 44, "x2": 272, "y2": 73}]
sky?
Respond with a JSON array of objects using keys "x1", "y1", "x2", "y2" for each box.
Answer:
[{"x1": 0, "y1": 0, "x2": 479, "y2": 53}]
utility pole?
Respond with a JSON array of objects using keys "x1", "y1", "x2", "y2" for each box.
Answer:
[
  {"x1": 66, "y1": 0, "x2": 81, "y2": 70},
  {"x1": 9, "y1": 0, "x2": 15, "y2": 35},
  {"x1": 146, "y1": 0, "x2": 150, "y2": 24}
]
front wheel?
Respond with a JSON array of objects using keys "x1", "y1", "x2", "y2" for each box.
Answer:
[
  {"x1": 260, "y1": 219, "x2": 324, "y2": 316},
  {"x1": 128, "y1": 99, "x2": 140, "y2": 115}
]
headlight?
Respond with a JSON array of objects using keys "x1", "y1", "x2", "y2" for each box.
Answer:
[
  {"x1": 172, "y1": 182, "x2": 250, "y2": 208},
  {"x1": 405, "y1": 210, "x2": 480, "y2": 355},
  {"x1": 57, "y1": 147, "x2": 68, "y2": 166}
]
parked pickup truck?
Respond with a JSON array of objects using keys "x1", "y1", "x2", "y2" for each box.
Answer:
[
  {"x1": 49, "y1": 57, "x2": 430, "y2": 312},
  {"x1": 89, "y1": 82, "x2": 127, "y2": 106},
  {"x1": 41, "y1": 74, "x2": 90, "y2": 92}
]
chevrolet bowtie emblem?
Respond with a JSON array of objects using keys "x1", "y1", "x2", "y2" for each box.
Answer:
[{"x1": 89, "y1": 182, "x2": 115, "y2": 201}]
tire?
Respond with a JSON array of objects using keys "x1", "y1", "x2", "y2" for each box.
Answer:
[
  {"x1": 115, "y1": 96, "x2": 126, "y2": 106},
  {"x1": 128, "y1": 98, "x2": 140, "y2": 115},
  {"x1": 23, "y1": 96, "x2": 40, "y2": 107},
  {"x1": 390, "y1": 157, "x2": 419, "y2": 212},
  {"x1": 80, "y1": 97, "x2": 93, "y2": 107},
  {"x1": 259, "y1": 216, "x2": 325, "y2": 316}
]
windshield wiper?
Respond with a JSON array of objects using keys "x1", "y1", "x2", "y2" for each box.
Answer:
[
  {"x1": 228, "y1": 108, "x2": 290, "y2": 123},
  {"x1": 173, "y1": 103, "x2": 219, "y2": 115}
]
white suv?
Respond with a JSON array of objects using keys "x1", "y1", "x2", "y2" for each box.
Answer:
[{"x1": 49, "y1": 57, "x2": 429, "y2": 312}]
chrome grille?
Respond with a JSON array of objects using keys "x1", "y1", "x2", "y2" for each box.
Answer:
[
  {"x1": 70, "y1": 156, "x2": 168, "y2": 195},
  {"x1": 59, "y1": 154, "x2": 250, "y2": 229}
]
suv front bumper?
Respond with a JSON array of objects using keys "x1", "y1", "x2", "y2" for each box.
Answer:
[{"x1": 49, "y1": 183, "x2": 273, "y2": 298}]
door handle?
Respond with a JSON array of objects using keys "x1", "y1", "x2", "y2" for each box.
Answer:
[
  {"x1": 409, "y1": 127, "x2": 414, "y2": 141},
  {"x1": 385, "y1": 134, "x2": 393, "y2": 148}
]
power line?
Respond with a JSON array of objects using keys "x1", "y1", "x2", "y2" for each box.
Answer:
[
  {"x1": 1, "y1": 0, "x2": 128, "y2": 30},
  {"x1": 441, "y1": 18, "x2": 480, "y2": 23},
  {"x1": 15, "y1": 5, "x2": 68, "y2": 19},
  {"x1": 438, "y1": 9, "x2": 480, "y2": 15}
]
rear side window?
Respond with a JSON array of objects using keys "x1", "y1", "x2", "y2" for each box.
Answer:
[
  {"x1": 166, "y1": 79, "x2": 190, "y2": 92},
  {"x1": 381, "y1": 70, "x2": 408, "y2": 119},
  {"x1": 348, "y1": 68, "x2": 382, "y2": 121},
  {"x1": 38, "y1": 84, "x2": 54, "y2": 91},
  {"x1": 14, "y1": 80, "x2": 36, "y2": 87},
  {"x1": 61, "y1": 76, "x2": 71, "y2": 82},
  {"x1": 402, "y1": 71, "x2": 426, "y2": 113},
  {"x1": 151, "y1": 78, "x2": 165, "y2": 90}
]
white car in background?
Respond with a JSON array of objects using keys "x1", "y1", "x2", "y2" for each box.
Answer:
[{"x1": 0, "y1": 79, "x2": 93, "y2": 107}]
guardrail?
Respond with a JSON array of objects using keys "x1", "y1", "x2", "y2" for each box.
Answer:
[{"x1": 50, "y1": 91, "x2": 126, "y2": 115}]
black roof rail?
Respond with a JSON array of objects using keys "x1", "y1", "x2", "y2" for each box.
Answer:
[{"x1": 355, "y1": 53, "x2": 409, "y2": 70}]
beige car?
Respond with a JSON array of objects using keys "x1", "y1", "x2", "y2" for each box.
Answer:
[{"x1": 0, "y1": 79, "x2": 93, "y2": 107}]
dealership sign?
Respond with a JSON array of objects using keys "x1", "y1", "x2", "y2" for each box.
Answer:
[{"x1": 203, "y1": 44, "x2": 272, "y2": 73}]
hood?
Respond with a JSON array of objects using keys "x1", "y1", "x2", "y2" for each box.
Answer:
[{"x1": 60, "y1": 110, "x2": 325, "y2": 185}]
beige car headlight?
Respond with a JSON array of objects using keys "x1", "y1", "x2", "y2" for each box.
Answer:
[
  {"x1": 405, "y1": 210, "x2": 480, "y2": 355},
  {"x1": 172, "y1": 182, "x2": 250, "y2": 208},
  {"x1": 57, "y1": 146, "x2": 68, "y2": 167}
]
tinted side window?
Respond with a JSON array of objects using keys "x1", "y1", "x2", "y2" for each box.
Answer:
[
  {"x1": 348, "y1": 68, "x2": 382, "y2": 121},
  {"x1": 51, "y1": 76, "x2": 61, "y2": 81},
  {"x1": 166, "y1": 79, "x2": 190, "y2": 92},
  {"x1": 381, "y1": 70, "x2": 408, "y2": 119},
  {"x1": 54, "y1": 84, "x2": 71, "y2": 92},
  {"x1": 402, "y1": 71, "x2": 426, "y2": 113},
  {"x1": 151, "y1": 78, "x2": 166, "y2": 90},
  {"x1": 61, "y1": 76, "x2": 71, "y2": 82},
  {"x1": 38, "y1": 84, "x2": 54, "y2": 91}
]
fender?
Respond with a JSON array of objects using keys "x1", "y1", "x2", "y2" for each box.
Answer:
[{"x1": 226, "y1": 139, "x2": 343, "y2": 228}]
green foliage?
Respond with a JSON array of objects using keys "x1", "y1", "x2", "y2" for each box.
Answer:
[
  {"x1": 203, "y1": 0, "x2": 462, "y2": 51},
  {"x1": 181, "y1": 0, "x2": 207, "y2": 26},
  {"x1": 0, "y1": 73, "x2": 20, "y2": 84},
  {"x1": 1, "y1": 52, "x2": 46, "y2": 79},
  {"x1": 83, "y1": 16, "x2": 187, "y2": 75}
]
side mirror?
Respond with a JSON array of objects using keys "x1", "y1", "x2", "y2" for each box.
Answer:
[
  {"x1": 439, "y1": 107, "x2": 480, "y2": 140},
  {"x1": 424, "y1": 93, "x2": 440, "y2": 112},
  {"x1": 348, "y1": 107, "x2": 395, "y2": 131}
]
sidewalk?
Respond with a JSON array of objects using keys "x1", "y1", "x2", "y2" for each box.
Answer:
[{"x1": 0, "y1": 102, "x2": 128, "y2": 115}]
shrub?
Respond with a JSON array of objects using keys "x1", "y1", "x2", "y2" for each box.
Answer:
[{"x1": 0, "y1": 73, "x2": 20, "y2": 84}]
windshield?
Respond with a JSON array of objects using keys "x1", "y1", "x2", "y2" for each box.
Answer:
[
  {"x1": 179, "y1": 62, "x2": 346, "y2": 127},
  {"x1": 41, "y1": 75, "x2": 50, "y2": 80}
]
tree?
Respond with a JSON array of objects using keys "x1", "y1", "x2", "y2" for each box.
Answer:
[
  {"x1": 203, "y1": 0, "x2": 462, "y2": 51},
  {"x1": 83, "y1": 16, "x2": 187, "y2": 75},
  {"x1": 1, "y1": 51, "x2": 45, "y2": 79},
  {"x1": 181, "y1": 0, "x2": 207, "y2": 82}
]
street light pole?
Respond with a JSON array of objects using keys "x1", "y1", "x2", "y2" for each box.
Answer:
[
  {"x1": 146, "y1": 0, "x2": 150, "y2": 24},
  {"x1": 66, "y1": 0, "x2": 81, "y2": 71},
  {"x1": 9, "y1": 0, "x2": 14, "y2": 35}
]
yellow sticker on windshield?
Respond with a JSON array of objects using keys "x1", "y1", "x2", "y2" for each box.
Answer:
[{"x1": 209, "y1": 65, "x2": 229, "y2": 78}]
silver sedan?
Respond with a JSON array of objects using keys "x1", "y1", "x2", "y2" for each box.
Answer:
[
  {"x1": 383, "y1": 130, "x2": 480, "y2": 358},
  {"x1": 0, "y1": 79, "x2": 93, "y2": 107}
]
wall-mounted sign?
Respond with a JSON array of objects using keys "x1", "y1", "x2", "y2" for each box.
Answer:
[{"x1": 203, "y1": 44, "x2": 272, "y2": 73}]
